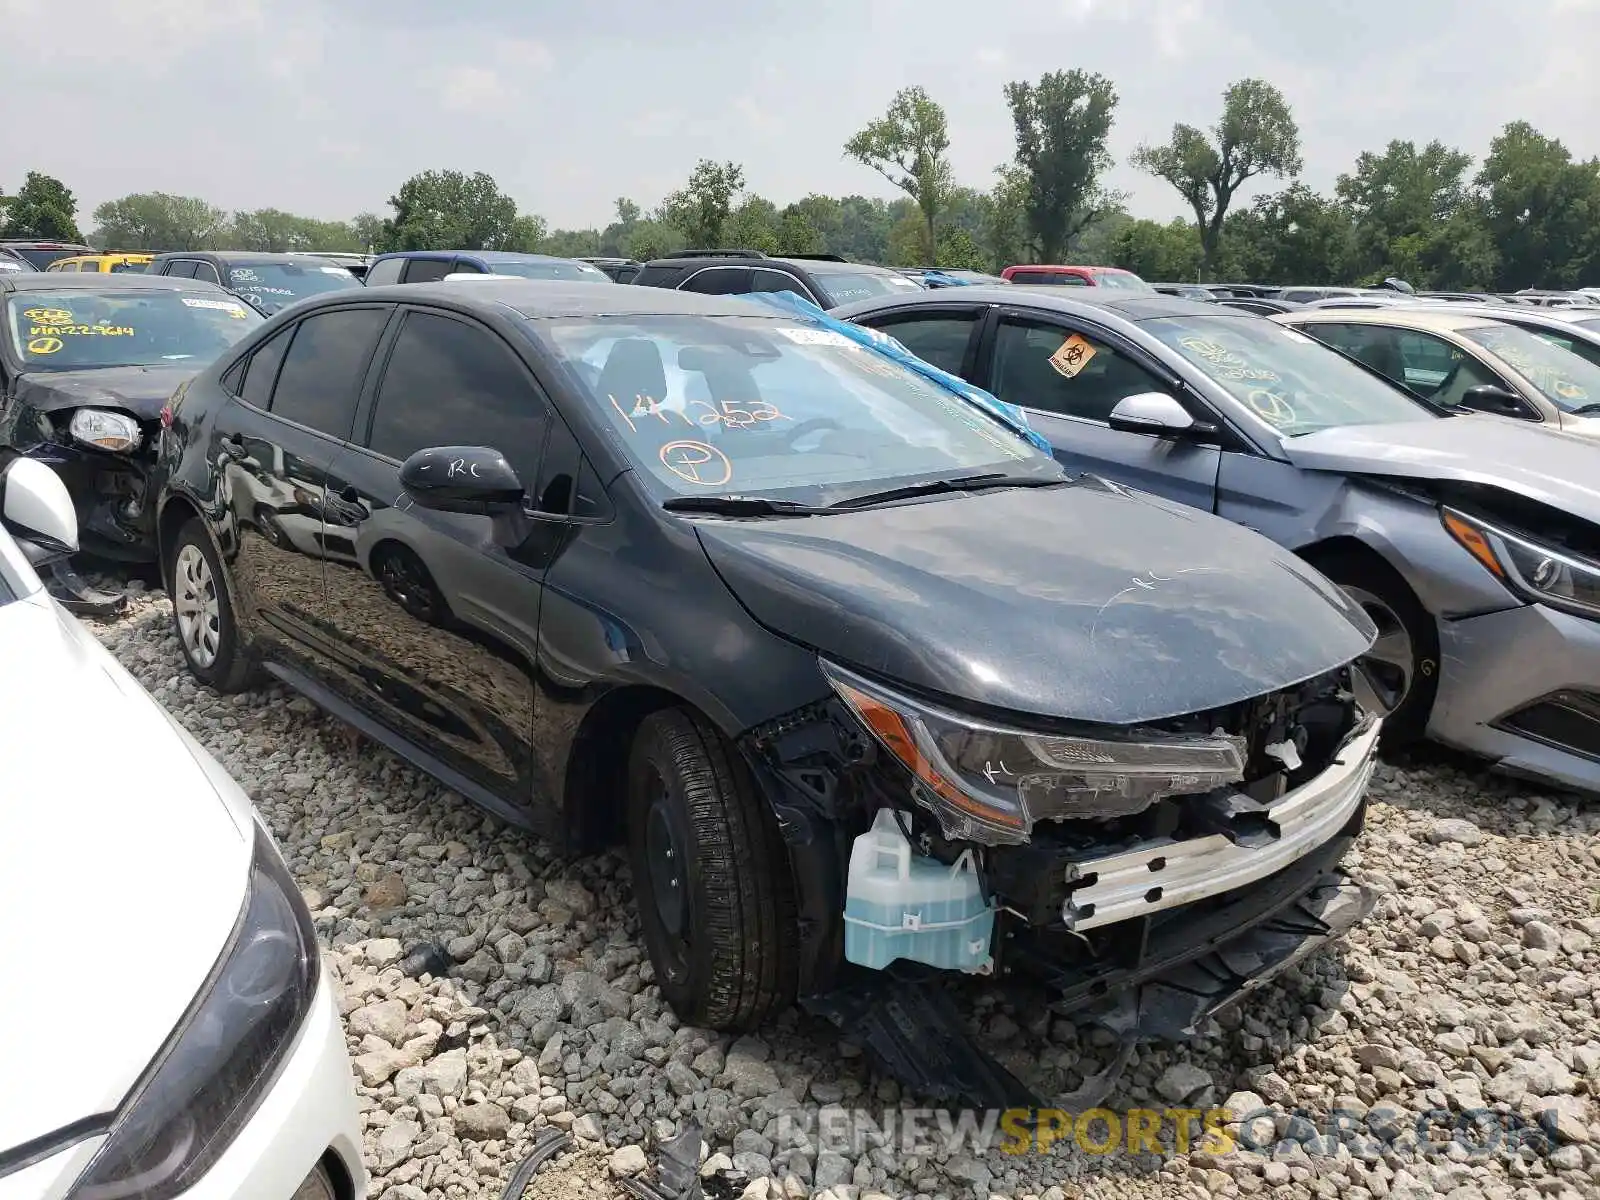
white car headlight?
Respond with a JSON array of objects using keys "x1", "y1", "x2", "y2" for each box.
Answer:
[
  {"x1": 69, "y1": 408, "x2": 143, "y2": 454},
  {"x1": 1443, "y1": 506, "x2": 1600, "y2": 620},
  {"x1": 66, "y1": 825, "x2": 318, "y2": 1200},
  {"x1": 821, "y1": 660, "x2": 1248, "y2": 845}
]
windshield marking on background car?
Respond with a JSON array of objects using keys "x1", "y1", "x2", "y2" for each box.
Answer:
[
  {"x1": 1150, "y1": 315, "x2": 1433, "y2": 436},
  {"x1": 1460, "y1": 321, "x2": 1600, "y2": 409},
  {"x1": 4, "y1": 289, "x2": 262, "y2": 369}
]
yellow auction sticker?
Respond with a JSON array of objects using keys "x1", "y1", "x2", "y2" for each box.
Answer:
[{"x1": 26, "y1": 335, "x2": 63, "y2": 354}]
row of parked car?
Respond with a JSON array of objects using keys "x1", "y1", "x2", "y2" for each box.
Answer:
[{"x1": 7, "y1": 233, "x2": 1600, "y2": 1192}]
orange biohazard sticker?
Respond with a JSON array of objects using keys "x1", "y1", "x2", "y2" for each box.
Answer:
[{"x1": 1049, "y1": 334, "x2": 1097, "y2": 379}]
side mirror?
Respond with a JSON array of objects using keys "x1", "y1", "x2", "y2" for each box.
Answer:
[
  {"x1": 1459, "y1": 384, "x2": 1535, "y2": 419},
  {"x1": 1108, "y1": 392, "x2": 1218, "y2": 440},
  {"x1": 400, "y1": 446, "x2": 524, "y2": 514},
  {"x1": 0, "y1": 456, "x2": 78, "y2": 567}
]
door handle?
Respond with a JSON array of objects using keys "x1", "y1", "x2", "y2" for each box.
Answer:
[{"x1": 218, "y1": 436, "x2": 246, "y2": 461}]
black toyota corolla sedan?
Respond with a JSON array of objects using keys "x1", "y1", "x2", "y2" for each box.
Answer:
[{"x1": 154, "y1": 280, "x2": 1380, "y2": 1095}]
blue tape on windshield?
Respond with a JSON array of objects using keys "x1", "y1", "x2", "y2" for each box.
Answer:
[
  {"x1": 734, "y1": 289, "x2": 1053, "y2": 454},
  {"x1": 918, "y1": 270, "x2": 975, "y2": 288}
]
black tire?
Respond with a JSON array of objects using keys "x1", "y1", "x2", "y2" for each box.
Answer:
[
  {"x1": 168, "y1": 518, "x2": 256, "y2": 693},
  {"x1": 626, "y1": 707, "x2": 798, "y2": 1031},
  {"x1": 1307, "y1": 546, "x2": 1439, "y2": 746}
]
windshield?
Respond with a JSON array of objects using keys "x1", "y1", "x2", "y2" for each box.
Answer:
[
  {"x1": 225, "y1": 262, "x2": 361, "y2": 312},
  {"x1": 109, "y1": 260, "x2": 150, "y2": 273},
  {"x1": 1148, "y1": 315, "x2": 1434, "y2": 436},
  {"x1": 5, "y1": 288, "x2": 263, "y2": 369},
  {"x1": 536, "y1": 315, "x2": 1053, "y2": 502},
  {"x1": 488, "y1": 260, "x2": 611, "y2": 282},
  {"x1": 1571, "y1": 317, "x2": 1600, "y2": 332},
  {"x1": 1459, "y1": 322, "x2": 1600, "y2": 411},
  {"x1": 815, "y1": 270, "x2": 923, "y2": 305},
  {"x1": 1090, "y1": 269, "x2": 1155, "y2": 294}
]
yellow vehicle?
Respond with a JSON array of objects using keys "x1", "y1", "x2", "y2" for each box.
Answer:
[{"x1": 45, "y1": 253, "x2": 153, "y2": 274}]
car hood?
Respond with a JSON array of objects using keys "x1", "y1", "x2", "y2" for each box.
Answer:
[
  {"x1": 694, "y1": 478, "x2": 1376, "y2": 725},
  {"x1": 13, "y1": 364, "x2": 199, "y2": 421},
  {"x1": 1282, "y1": 416, "x2": 1600, "y2": 525},
  {"x1": 0, "y1": 589, "x2": 253, "y2": 1152}
]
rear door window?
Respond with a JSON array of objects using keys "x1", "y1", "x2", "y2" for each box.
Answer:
[
  {"x1": 365, "y1": 257, "x2": 404, "y2": 286},
  {"x1": 680, "y1": 267, "x2": 753, "y2": 295},
  {"x1": 240, "y1": 325, "x2": 294, "y2": 409},
  {"x1": 268, "y1": 308, "x2": 389, "y2": 438},
  {"x1": 859, "y1": 312, "x2": 982, "y2": 377},
  {"x1": 165, "y1": 261, "x2": 199, "y2": 279},
  {"x1": 401, "y1": 258, "x2": 456, "y2": 284}
]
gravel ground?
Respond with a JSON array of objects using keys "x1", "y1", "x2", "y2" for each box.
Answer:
[{"x1": 89, "y1": 584, "x2": 1600, "y2": 1200}]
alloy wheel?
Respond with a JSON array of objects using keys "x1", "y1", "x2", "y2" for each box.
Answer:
[
  {"x1": 173, "y1": 543, "x2": 222, "y2": 669},
  {"x1": 1341, "y1": 584, "x2": 1414, "y2": 716}
]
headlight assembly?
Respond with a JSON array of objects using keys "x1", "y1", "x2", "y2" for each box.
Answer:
[
  {"x1": 1442, "y1": 506, "x2": 1600, "y2": 620},
  {"x1": 69, "y1": 408, "x2": 143, "y2": 454},
  {"x1": 821, "y1": 660, "x2": 1247, "y2": 845},
  {"x1": 67, "y1": 824, "x2": 318, "y2": 1200}
]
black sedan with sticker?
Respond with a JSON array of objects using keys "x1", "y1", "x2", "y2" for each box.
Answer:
[
  {"x1": 154, "y1": 280, "x2": 1383, "y2": 1107},
  {"x1": 0, "y1": 273, "x2": 261, "y2": 612}
]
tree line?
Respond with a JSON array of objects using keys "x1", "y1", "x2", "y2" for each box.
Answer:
[{"x1": 4, "y1": 73, "x2": 1598, "y2": 289}]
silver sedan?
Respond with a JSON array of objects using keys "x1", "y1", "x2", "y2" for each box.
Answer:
[{"x1": 837, "y1": 287, "x2": 1600, "y2": 795}]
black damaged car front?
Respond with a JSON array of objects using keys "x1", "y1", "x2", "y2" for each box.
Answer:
[{"x1": 0, "y1": 287, "x2": 262, "y2": 560}]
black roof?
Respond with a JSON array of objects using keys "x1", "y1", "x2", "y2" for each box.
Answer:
[
  {"x1": 148, "y1": 250, "x2": 341, "y2": 265},
  {"x1": 831, "y1": 285, "x2": 1217, "y2": 323},
  {"x1": 353, "y1": 280, "x2": 796, "y2": 320},
  {"x1": 0, "y1": 272, "x2": 229, "y2": 294}
]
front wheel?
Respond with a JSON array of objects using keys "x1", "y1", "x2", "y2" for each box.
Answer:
[
  {"x1": 626, "y1": 708, "x2": 798, "y2": 1032},
  {"x1": 169, "y1": 518, "x2": 255, "y2": 693},
  {"x1": 1312, "y1": 549, "x2": 1439, "y2": 745}
]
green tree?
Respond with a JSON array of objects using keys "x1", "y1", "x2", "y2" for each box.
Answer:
[
  {"x1": 1222, "y1": 184, "x2": 1353, "y2": 283},
  {"x1": 2, "y1": 172, "x2": 82, "y2": 241},
  {"x1": 351, "y1": 212, "x2": 384, "y2": 251},
  {"x1": 725, "y1": 195, "x2": 781, "y2": 253},
  {"x1": 661, "y1": 160, "x2": 747, "y2": 247},
  {"x1": 541, "y1": 227, "x2": 602, "y2": 257},
  {"x1": 1335, "y1": 140, "x2": 1480, "y2": 286},
  {"x1": 1003, "y1": 70, "x2": 1120, "y2": 262},
  {"x1": 775, "y1": 208, "x2": 824, "y2": 255},
  {"x1": 1131, "y1": 78, "x2": 1302, "y2": 280},
  {"x1": 379, "y1": 170, "x2": 531, "y2": 251},
  {"x1": 1108, "y1": 218, "x2": 1203, "y2": 281},
  {"x1": 844, "y1": 86, "x2": 953, "y2": 264},
  {"x1": 1477, "y1": 121, "x2": 1600, "y2": 290},
  {"x1": 91, "y1": 192, "x2": 227, "y2": 250},
  {"x1": 935, "y1": 226, "x2": 985, "y2": 271},
  {"x1": 227, "y1": 209, "x2": 358, "y2": 253},
  {"x1": 985, "y1": 165, "x2": 1031, "y2": 272},
  {"x1": 623, "y1": 219, "x2": 685, "y2": 261}
]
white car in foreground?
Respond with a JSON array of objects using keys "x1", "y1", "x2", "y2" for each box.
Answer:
[{"x1": 0, "y1": 457, "x2": 365, "y2": 1200}]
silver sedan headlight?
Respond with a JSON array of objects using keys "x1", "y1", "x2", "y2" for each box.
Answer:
[
  {"x1": 1443, "y1": 506, "x2": 1600, "y2": 620},
  {"x1": 67, "y1": 824, "x2": 318, "y2": 1200},
  {"x1": 69, "y1": 409, "x2": 143, "y2": 454},
  {"x1": 821, "y1": 660, "x2": 1248, "y2": 845}
]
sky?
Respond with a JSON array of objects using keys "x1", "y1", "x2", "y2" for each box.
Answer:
[{"x1": 5, "y1": 0, "x2": 1600, "y2": 235}]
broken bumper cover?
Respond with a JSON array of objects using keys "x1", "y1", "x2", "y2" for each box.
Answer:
[{"x1": 1063, "y1": 717, "x2": 1380, "y2": 932}]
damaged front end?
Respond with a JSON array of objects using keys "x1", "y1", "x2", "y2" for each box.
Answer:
[
  {"x1": 4, "y1": 377, "x2": 170, "y2": 613},
  {"x1": 741, "y1": 661, "x2": 1379, "y2": 1108}
]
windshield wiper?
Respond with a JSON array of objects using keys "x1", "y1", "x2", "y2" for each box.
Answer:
[
  {"x1": 661, "y1": 495, "x2": 826, "y2": 517},
  {"x1": 1568, "y1": 403, "x2": 1600, "y2": 416},
  {"x1": 827, "y1": 472, "x2": 1064, "y2": 510}
]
